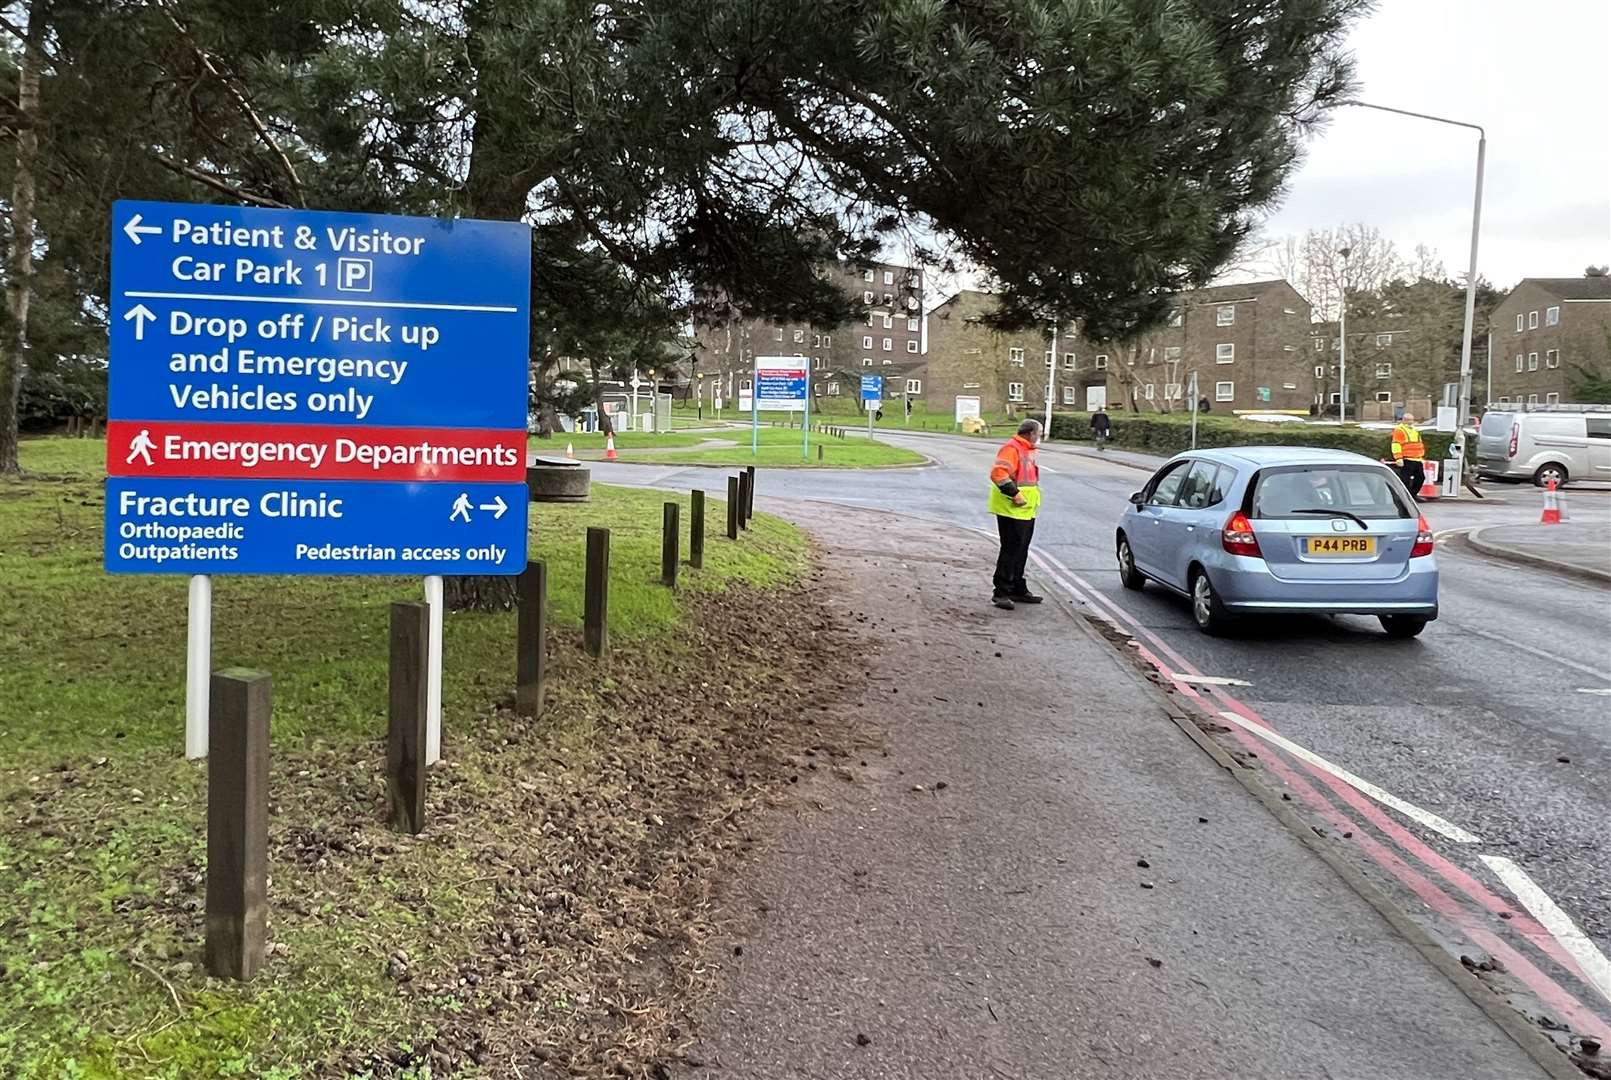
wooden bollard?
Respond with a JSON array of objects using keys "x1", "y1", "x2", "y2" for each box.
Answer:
[
  {"x1": 690, "y1": 490, "x2": 706, "y2": 568},
  {"x1": 205, "y1": 668, "x2": 271, "y2": 981},
  {"x1": 726, "y1": 476, "x2": 740, "y2": 539},
  {"x1": 387, "y1": 602, "x2": 429, "y2": 835},
  {"x1": 737, "y1": 471, "x2": 751, "y2": 531},
  {"x1": 745, "y1": 465, "x2": 756, "y2": 521},
  {"x1": 516, "y1": 563, "x2": 547, "y2": 718},
  {"x1": 584, "y1": 527, "x2": 610, "y2": 658},
  {"x1": 661, "y1": 502, "x2": 679, "y2": 587},
  {"x1": 817, "y1": 443, "x2": 824, "y2": 462}
]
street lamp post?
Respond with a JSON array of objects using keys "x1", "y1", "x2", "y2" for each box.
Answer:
[
  {"x1": 1044, "y1": 320, "x2": 1059, "y2": 433},
  {"x1": 1339, "y1": 99, "x2": 1485, "y2": 491},
  {"x1": 1338, "y1": 244, "x2": 1351, "y2": 422}
]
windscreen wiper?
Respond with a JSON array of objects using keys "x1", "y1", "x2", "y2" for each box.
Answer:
[{"x1": 1289, "y1": 507, "x2": 1369, "y2": 530}]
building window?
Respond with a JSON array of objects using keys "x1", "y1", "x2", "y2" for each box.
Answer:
[
  {"x1": 882, "y1": 337, "x2": 893, "y2": 351},
  {"x1": 775, "y1": 328, "x2": 784, "y2": 341},
  {"x1": 1529, "y1": 311, "x2": 1539, "y2": 329},
  {"x1": 827, "y1": 381, "x2": 841, "y2": 396},
  {"x1": 863, "y1": 269, "x2": 874, "y2": 282},
  {"x1": 1009, "y1": 347, "x2": 1025, "y2": 366},
  {"x1": 1095, "y1": 354, "x2": 1109, "y2": 369},
  {"x1": 812, "y1": 356, "x2": 824, "y2": 370},
  {"x1": 1282, "y1": 382, "x2": 1297, "y2": 390},
  {"x1": 740, "y1": 379, "x2": 752, "y2": 391},
  {"x1": 878, "y1": 270, "x2": 891, "y2": 285},
  {"x1": 862, "y1": 335, "x2": 873, "y2": 349},
  {"x1": 863, "y1": 290, "x2": 874, "y2": 304},
  {"x1": 1314, "y1": 339, "x2": 1325, "y2": 352},
  {"x1": 1547, "y1": 306, "x2": 1560, "y2": 326},
  {"x1": 1216, "y1": 305, "x2": 1235, "y2": 326},
  {"x1": 1044, "y1": 351, "x2": 1054, "y2": 367},
  {"x1": 1546, "y1": 349, "x2": 1560, "y2": 369},
  {"x1": 1376, "y1": 391, "x2": 1392, "y2": 402},
  {"x1": 1314, "y1": 365, "x2": 1326, "y2": 378},
  {"x1": 1375, "y1": 363, "x2": 1391, "y2": 378},
  {"x1": 1515, "y1": 353, "x2": 1524, "y2": 372},
  {"x1": 793, "y1": 329, "x2": 804, "y2": 343},
  {"x1": 1516, "y1": 313, "x2": 1524, "y2": 331},
  {"x1": 1528, "y1": 394, "x2": 1539, "y2": 404},
  {"x1": 1144, "y1": 383, "x2": 1156, "y2": 400},
  {"x1": 1062, "y1": 386, "x2": 1076, "y2": 404},
  {"x1": 905, "y1": 379, "x2": 922, "y2": 394},
  {"x1": 1546, "y1": 392, "x2": 1560, "y2": 405},
  {"x1": 813, "y1": 333, "x2": 821, "y2": 347},
  {"x1": 907, "y1": 317, "x2": 919, "y2": 332},
  {"x1": 882, "y1": 358, "x2": 893, "y2": 365},
  {"x1": 1215, "y1": 381, "x2": 1234, "y2": 401},
  {"x1": 1165, "y1": 383, "x2": 1182, "y2": 400},
  {"x1": 1063, "y1": 352, "x2": 1075, "y2": 369},
  {"x1": 883, "y1": 293, "x2": 893, "y2": 306},
  {"x1": 1008, "y1": 382, "x2": 1025, "y2": 401},
  {"x1": 862, "y1": 357, "x2": 873, "y2": 367},
  {"x1": 1168, "y1": 309, "x2": 1183, "y2": 327},
  {"x1": 906, "y1": 296, "x2": 919, "y2": 310},
  {"x1": 1329, "y1": 392, "x2": 1341, "y2": 405},
  {"x1": 1528, "y1": 352, "x2": 1538, "y2": 371},
  {"x1": 823, "y1": 335, "x2": 831, "y2": 348},
  {"x1": 1376, "y1": 333, "x2": 1392, "y2": 346},
  {"x1": 879, "y1": 313, "x2": 891, "y2": 329},
  {"x1": 907, "y1": 340, "x2": 918, "y2": 353},
  {"x1": 1164, "y1": 346, "x2": 1182, "y2": 362},
  {"x1": 1216, "y1": 343, "x2": 1234, "y2": 363}
]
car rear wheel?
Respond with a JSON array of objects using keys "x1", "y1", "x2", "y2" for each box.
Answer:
[
  {"x1": 1533, "y1": 462, "x2": 1568, "y2": 488},
  {"x1": 1190, "y1": 568, "x2": 1229, "y2": 635},
  {"x1": 1379, "y1": 615, "x2": 1428, "y2": 638},
  {"x1": 1117, "y1": 535, "x2": 1145, "y2": 591}
]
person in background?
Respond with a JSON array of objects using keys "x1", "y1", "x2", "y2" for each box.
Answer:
[
  {"x1": 1391, "y1": 411, "x2": 1427, "y2": 499},
  {"x1": 1089, "y1": 406, "x2": 1111, "y2": 451},
  {"x1": 988, "y1": 419, "x2": 1044, "y2": 610}
]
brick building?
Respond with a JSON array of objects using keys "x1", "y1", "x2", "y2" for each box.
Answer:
[
  {"x1": 1487, "y1": 276, "x2": 1611, "y2": 406},
  {"x1": 690, "y1": 261, "x2": 925, "y2": 409},
  {"x1": 925, "y1": 280, "x2": 1314, "y2": 419}
]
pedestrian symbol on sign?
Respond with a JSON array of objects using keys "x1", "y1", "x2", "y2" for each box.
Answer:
[
  {"x1": 126, "y1": 428, "x2": 156, "y2": 467},
  {"x1": 450, "y1": 493, "x2": 473, "y2": 522}
]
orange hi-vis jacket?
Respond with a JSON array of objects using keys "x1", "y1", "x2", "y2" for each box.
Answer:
[
  {"x1": 1391, "y1": 422, "x2": 1425, "y2": 463},
  {"x1": 988, "y1": 434, "x2": 1041, "y2": 519}
]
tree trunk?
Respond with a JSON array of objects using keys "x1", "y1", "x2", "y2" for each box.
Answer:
[
  {"x1": 589, "y1": 357, "x2": 615, "y2": 436},
  {"x1": 0, "y1": 0, "x2": 45, "y2": 476}
]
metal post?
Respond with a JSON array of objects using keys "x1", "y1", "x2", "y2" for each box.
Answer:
[
  {"x1": 1485, "y1": 330, "x2": 1492, "y2": 413},
  {"x1": 1189, "y1": 371, "x2": 1199, "y2": 449},
  {"x1": 185, "y1": 574, "x2": 212, "y2": 760},
  {"x1": 1452, "y1": 135, "x2": 1487, "y2": 490},
  {"x1": 1338, "y1": 273, "x2": 1349, "y2": 423},
  {"x1": 1044, "y1": 320, "x2": 1058, "y2": 432},
  {"x1": 422, "y1": 576, "x2": 443, "y2": 765}
]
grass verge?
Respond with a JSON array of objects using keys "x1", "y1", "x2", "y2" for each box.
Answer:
[
  {"x1": 613, "y1": 426, "x2": 925, "y2": 468},
  {"x1": 1, "y1": 437, "x2": 847, "y2": 1080}
]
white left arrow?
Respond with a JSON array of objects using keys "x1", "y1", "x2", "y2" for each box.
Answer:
[
  {"x1": 123, "y1": 304, "x2": 156, "y2": 340},
  {"x1": 123, "y1": 213, "x2": 162, "y2": 245},
  {"x1": 477, "y1": 496, "x2": 509, "y2": 520}
]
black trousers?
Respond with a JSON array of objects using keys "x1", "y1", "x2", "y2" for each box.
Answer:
[
  {"x1": 993, "y1": 514, "x2": 1035, "y2": 597},
  {"x1": 1399, "y1": 459, "x2": 1426, "y2": 496}
]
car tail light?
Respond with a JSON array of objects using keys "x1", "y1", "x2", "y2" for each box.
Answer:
[
  {"x1": 1411, "y1": 514, "x2": 1434, "y2": 558},
  {"x1": 1222, "y1": 511, "x2": 1263, "y2": 558},
  {"x1": 1508, "y1": 423, "x2": 1519, "y2": 458}
]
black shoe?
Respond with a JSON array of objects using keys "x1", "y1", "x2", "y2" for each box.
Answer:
[
  {"x1": 1011, "y1": 591, "x2": 1044, "y2": 604},
  {"x1": 992, "y1": 595, "x2": 1016, "y2": 610}
]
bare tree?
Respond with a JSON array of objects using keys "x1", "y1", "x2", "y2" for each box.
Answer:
[{"x1": 1263, "y1": 224, "x2": 1406, "y2": 320}]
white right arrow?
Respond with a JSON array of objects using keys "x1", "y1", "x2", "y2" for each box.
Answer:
[
  {"x1": 123, "y1": 304, "x2": 156, "y2": 340},
  {"x1": 123, "y1": 213, "x2": 162, "y2": 245},
  {"x1": 477, "y1": 495, "x2": 509, "y2": 520}
]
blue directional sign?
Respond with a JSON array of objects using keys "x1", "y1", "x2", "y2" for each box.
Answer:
[
  {"x1": 106, "y1": 478, "x2": 529, "y2": 575},
  {"x1": 106, "y1": 200, "x2": 532, "y2": 576},
  {"x1": 860, "y1": 375, "x2": 883, "y2": 402}
]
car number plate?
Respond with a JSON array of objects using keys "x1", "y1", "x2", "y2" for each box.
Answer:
[{"x1": 1304, "y1": 536, "x2": 1376, "y2": 556}]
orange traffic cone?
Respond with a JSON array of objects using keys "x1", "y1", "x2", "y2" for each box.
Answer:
[
  {"x1": 1540, "y1": 478, "x2": 1565, "y2": 524},
  {"x1": 604, "y1": 432, "x2": 618, "y2": 461},
  {"x1": 1418, "y1": 461, "x2": 1439, "y2": 501}
]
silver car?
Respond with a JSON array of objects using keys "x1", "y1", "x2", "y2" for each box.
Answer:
[
  {"x1": 1116, "y1": 447, "x2": 1439, "y2": 637},
  {"x1": 1477, "y1": 410, "x2": 1611, "y2": 487}
]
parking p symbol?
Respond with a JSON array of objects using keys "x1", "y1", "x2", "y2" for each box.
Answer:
[{"x1": 337, "y1": 257, "x2": 373, "y2": 293}]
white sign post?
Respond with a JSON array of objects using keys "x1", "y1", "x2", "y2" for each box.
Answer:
[{"x1": 185, "y1": 575, "x2": 211, "y2": 760}]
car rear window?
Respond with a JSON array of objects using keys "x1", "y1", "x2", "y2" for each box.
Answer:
[
  {"x1": 1251, "y1": 465, "x2": 1411, "y2": 520},
  {"x1": 1480, "y1": 412, "x2": 1514, "y2": 437}
]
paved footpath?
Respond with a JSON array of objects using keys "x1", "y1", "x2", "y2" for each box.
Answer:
[{"x1": 680, "y1": 502, "x2": 1560, "y2": 1080}]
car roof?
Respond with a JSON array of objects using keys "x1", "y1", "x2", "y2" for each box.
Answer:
[{"x1": 1174, "y1": 446, "x2": 1384, "y2": 469}]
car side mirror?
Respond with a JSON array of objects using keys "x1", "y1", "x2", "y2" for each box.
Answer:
[{"x1": 1128, "y1": 491, "x2": 1144, "y2": 506}]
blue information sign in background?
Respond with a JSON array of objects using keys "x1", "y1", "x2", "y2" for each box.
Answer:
[
  {"x1": 109, "y1": 200, "x2": 531, "y2": 430},
  {"x1": 105, "y1": 199, "x2": 532, "y2": 576},
  {"x1": 860, "y1": 375, "x2": 883, "y2": 402},
  {"x1": 106, "y1": 479, "x2": 530, "y2": 576}
]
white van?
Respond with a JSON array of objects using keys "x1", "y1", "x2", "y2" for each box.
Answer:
[{"x1": 1476, "y1": 410, "x2": 1611, "y2": 486}]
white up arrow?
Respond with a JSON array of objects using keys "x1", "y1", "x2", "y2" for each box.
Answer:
[
  {"x1": 123, "y1": 213, "x2": 162, "y2": 245},
  {"x1": 477, "y1": 496, "x2": 509, "y2": 520},
  {"x1": 123, "y1": 304, "x2": 156, "y2": 340}
]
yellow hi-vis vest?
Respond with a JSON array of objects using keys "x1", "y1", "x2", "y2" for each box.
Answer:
[
  {"x1": 988, "y1": 435, "x2": 1042, "y2": 519},
  {"x1": 1391, "y1": 423, "x2": 1425, "y2": 462}
]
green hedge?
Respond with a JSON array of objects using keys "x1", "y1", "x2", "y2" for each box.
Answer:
[{"x1": 1048, "y1": 411, "x2": 1456, "y2": 462}]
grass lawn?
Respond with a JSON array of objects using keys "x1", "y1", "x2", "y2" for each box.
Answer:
[
  {"x1": 0, "y1": 437, "x2": 818, "y2": 1079},
  {"x1": 613, "y1": 424, "x2": 925, "y2": 468}
]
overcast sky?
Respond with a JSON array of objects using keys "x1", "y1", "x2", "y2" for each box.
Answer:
[{"x1": 1254, "y1": 0, "x2": 1609, "y2": 289}]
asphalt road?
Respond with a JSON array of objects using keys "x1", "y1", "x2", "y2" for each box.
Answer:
[{"x1": 593, "y1": 427, "x2": 1611, "y2": 1051}]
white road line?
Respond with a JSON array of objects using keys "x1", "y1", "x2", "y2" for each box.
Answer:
[
  {"x1": 1482, "y1": 854, "x2": 1611, "y2": 1008},
  {"x1": 1216, "y1": 710, "x2": 1482, "y2": 844},
  {"x1": 1578, "y1": 688, "x2": 1611, "y2": 696},
  {"x1": 1172, "y1": 673, "x2": 1252, "y2": 687},
  {"x1": 124, "y1": 290, "x2": 518, "y2": 313}
]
